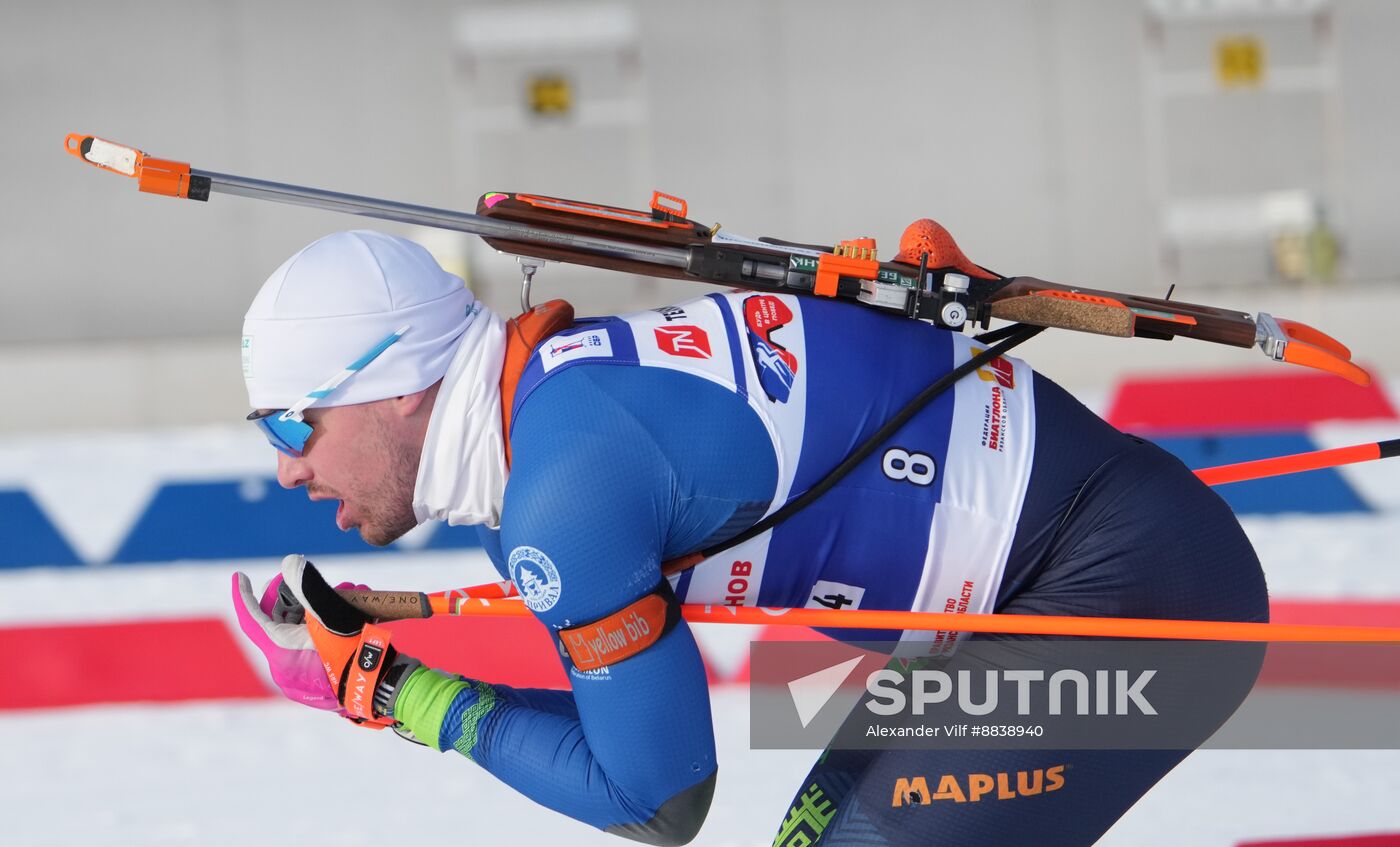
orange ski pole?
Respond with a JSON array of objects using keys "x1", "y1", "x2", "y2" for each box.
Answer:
[
  {"x1": 1193, "y1": 438, "x2": 1400, "y2": 486},
  {"x1": 338, "y1": 589, "x2": 1400, "y2": 643}
]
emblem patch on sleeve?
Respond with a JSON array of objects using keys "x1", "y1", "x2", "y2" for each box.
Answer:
[
  {"x1": 509, "y1": 546, "x2": 563, "y2": 612},
  {"x1": 541, "y1": 328, "x2": 612, "y2": 373}
]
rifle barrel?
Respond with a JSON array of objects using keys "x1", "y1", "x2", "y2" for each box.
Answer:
[{"x1": 198, "y1": 169, "x2": 693, "y2": 271}]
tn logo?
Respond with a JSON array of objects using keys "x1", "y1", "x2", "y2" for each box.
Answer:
[{"x1": 654, "y1": 325, "x2": 712, "y2": 359}]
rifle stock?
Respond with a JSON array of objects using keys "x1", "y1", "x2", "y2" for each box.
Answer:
[{"x1": 474, "y1": 191, "x2": 1301, "y2": 355}]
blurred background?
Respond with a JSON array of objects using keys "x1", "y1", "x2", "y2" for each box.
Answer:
[{"x1": 3, "y1": 1, "x2": 1399, "y2": 845}]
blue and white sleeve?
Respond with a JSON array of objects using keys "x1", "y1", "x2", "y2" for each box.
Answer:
[{"x1": 394, "y1": 372, "x2": 719, "y2": 845}]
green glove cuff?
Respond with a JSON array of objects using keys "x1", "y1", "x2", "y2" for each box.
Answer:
[{"x1": 393, "y1": 666, "x2": 473, "y2": 752}]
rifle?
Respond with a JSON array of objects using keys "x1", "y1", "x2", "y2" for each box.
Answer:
[{"x1": 63, "y1": 132, "x2": 1366, "y2": 386}]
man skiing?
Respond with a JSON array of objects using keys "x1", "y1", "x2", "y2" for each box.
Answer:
[{"x1": 232, "y1": 229, "x2": 1268, "y2": 846}]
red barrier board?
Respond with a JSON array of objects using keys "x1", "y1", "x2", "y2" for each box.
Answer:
[
  {"x1": 1105, "y1": 370, "x2": 1395, "y2": 433},
  {"x1": 0, "y1": 618, "x2": 269, "y2": 709},
  {"x1": 1237, "y1": 833, "x2": 1400, "y2": 846}
]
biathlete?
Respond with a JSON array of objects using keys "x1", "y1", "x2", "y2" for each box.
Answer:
[{"x1": 232, "y1": 230, "x2": 1267, "y2": 846}]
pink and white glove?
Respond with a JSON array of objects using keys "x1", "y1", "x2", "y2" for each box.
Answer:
[{"x1": 231, "y1": 563, "x2": 368, "y2": 711}]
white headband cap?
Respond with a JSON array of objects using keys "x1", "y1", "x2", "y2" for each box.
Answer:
[{"x1": 242, "y1": 230, "x2": 476, "y2": 409}]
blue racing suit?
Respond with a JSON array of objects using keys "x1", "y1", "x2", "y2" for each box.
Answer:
[{"x1": 389, "y1": 292, "x2": 1267, "y2": 846}]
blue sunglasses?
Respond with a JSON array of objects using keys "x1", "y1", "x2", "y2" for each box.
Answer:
[{"x1": 248, "y1": 325, "x2": 409, "y2": 457}]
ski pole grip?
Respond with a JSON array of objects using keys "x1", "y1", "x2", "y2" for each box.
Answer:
[{"x1": 336, "y1": 589, "x2": 433, "y2": 621}]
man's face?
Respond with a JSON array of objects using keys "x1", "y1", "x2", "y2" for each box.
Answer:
[{"x1": 272, "y1": 400, "x2": 422, "y2": 547}]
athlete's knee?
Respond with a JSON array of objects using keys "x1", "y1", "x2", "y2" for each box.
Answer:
[{"x1": 606, "y1": 770, "x2": 716, "y2": 846}]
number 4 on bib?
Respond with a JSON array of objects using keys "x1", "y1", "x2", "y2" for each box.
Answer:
[{"x1": 805, "y1": 580, "x2": 865, "y2": 611}]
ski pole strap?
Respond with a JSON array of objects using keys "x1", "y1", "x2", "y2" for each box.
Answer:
[
  {"x1": 663, "y1": 323, "x2": 1046, "y2": 574},
  {"x1": 341, "y1": 622, "x2": 398, "y2": 729},
  {"x1": 556, "y1": 579, "x2": 682, "y2": 672}
]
